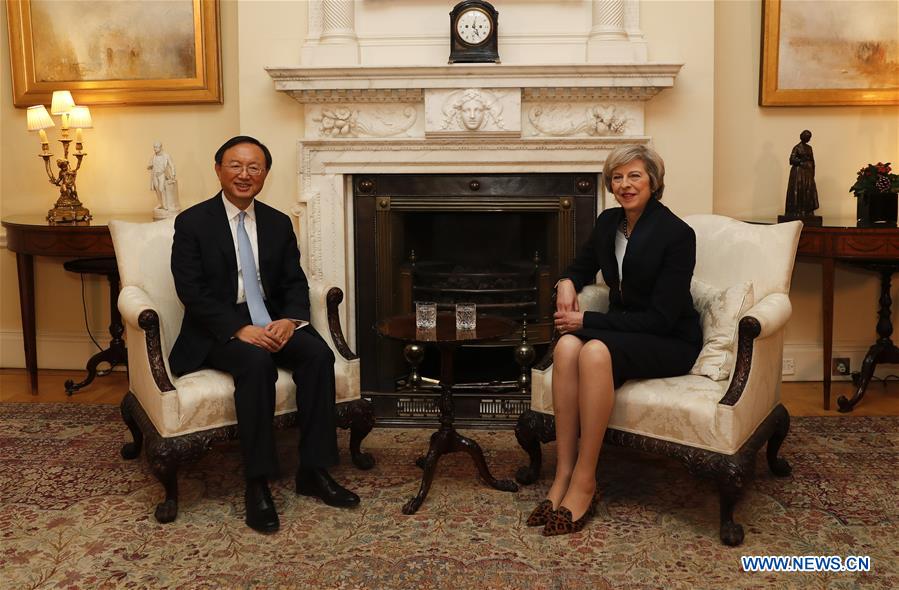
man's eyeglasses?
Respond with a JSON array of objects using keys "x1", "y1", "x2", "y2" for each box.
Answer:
[{"x1": 224, "y1": 163, "x2": 265, "y2": 176}]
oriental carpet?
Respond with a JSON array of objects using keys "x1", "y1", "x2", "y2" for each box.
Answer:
[{"x1": 1, "y1": 403, "x2": 896, "y2": 589}]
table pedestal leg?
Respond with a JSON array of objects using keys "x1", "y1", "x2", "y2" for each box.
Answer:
[
  {"x1": 402, "y1": 345, "x2": 519, "y2": 514},
  {"x1": 15, "y1": 253, "x2": 38, "y2": 395},
  {"x1": 838, "y1": 266, "x2": 899, "y2": 412},
  {"x1": 822, "y1": 257, "x2": 834, "y2": 410},
  {"x1": 65, "y1": 272, "x2": 127, "y2": 395}
]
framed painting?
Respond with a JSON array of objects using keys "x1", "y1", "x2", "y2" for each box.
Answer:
[
  {"x1": 760, "y1": 0, "x2": 899, "y2": 106},
  {"x1": 7, "y1": 0, "x2": 221, "y2": 107}
]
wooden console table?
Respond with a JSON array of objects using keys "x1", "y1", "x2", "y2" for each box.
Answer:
[
  {"x1": 794, "y1": 219, "x2": 899, "y2": 411},
  {"x1": 1, "y1": 214, "x2": 145, "y2": 394}
]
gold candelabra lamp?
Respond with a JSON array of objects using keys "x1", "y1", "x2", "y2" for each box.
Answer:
[{"x1": 26, "y1": 91, "x2": 93, "y2": 223}]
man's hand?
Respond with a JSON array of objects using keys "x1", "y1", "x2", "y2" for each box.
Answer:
[
  {"x1": 554, "y1": 310, "x2": 584, "y2": 334},
  {"x1": 556, "y1": 279, "x2": 580, "y2": 313},
  {"x1": 235, "y1": 325, "x2": 283, "y2": 352},
  {"x1": 265, "y1": 319, "x2": 297, "y2": 350}
]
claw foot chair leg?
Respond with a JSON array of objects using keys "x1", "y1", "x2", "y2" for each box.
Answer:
[
  {"x1": 120, "y1": 394, "x2": 143, "y2": 460},
  {"x1": 149, "y1": 450, "x2": 180, "y2": 524},
  {"x1": 766, "y1": 404, "x2": 792, "y2": 477},
  {"x1": 718, "y1": 476, "x2": 745, "y2": 546},
  {"x1": 337, "y1": 399, "x2": 376, "y2": 470},
  {"x1": 515, "y1": 410, "x2": 554, "y2": 484}
]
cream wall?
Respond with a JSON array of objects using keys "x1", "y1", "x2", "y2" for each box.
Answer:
[
  {"x1": 714, "y1": 0, "x2": 899, "y2": 380},
  {"x1": 1, "y1": 0, "x2": 895, "y2": 382}
]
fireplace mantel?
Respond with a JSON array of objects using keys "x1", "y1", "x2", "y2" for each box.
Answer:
[{"x1": 266, "y1": 63, "x2": 682, "y2": 102}]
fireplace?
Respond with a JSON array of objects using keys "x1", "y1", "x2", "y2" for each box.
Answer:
[
  {"x1": 353, "y1": 173, "x2": 596, "y2": 422},
  {"x1": 267, "y1": 52, "x2": 680, "y2": 426}
]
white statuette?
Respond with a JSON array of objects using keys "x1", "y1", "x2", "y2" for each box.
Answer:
[{"x1": 147, "y1": 141, "x2": 180, "y2": 220}]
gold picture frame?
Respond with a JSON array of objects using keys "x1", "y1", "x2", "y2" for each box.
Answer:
[
  {"x1": 760, "y1": 0, "x2": 899, "y2": 106},
  {"x1": 7, "y1": 0, "x2": 222, "y2": 107}
]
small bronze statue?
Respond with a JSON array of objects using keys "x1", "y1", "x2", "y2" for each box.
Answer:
[{"x1": 779, "y1": 130, "x2": 822, "y2": 226}]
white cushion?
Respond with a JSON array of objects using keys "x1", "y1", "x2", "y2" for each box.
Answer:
[
  {"x1": 689, "y1": 279, "x2": 754, "y2": 381},
  {"x1": 173, "y1": 369, "x2": 297, "y2": 436},
  {"x1": 610, "y1": 376, "x2": 728, "y2": 451}
]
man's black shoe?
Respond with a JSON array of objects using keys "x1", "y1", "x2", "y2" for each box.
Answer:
[
  {"x1": 245, "y1": 479, "x2": 279, "y2": 533},
  {"x1": 295, "y1": 468, "x2": 360, "y2": 508}
]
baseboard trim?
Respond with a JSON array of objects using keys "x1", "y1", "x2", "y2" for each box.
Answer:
[
  {"x1": 782, "y1": 342, "x2": 899, "y2": 382},
  {"x1": 0, "y1": 329, "x2": 124, "y2": 370}
]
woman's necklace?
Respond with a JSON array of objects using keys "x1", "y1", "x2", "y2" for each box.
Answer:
[{"x1": 619, "y1": 217, "x2": 630, "y2": 240}]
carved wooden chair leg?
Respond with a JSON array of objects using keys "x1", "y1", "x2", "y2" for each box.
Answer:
[
  {"x1": 119, "y1": 394, "x2": 143, "y2": 460},
  {"x1": 337, "y1": 399, "x2": 376, "y2": 470},
  {"x1": 148, "y1": 448, "x2": 180, "y2": 524},
  {"x1": 515, "y1": 410, "x2": 546, "y2": 485},
  {"x1": 717, "y1": 475, "x2": 745, "y2": 546},
  {"x1": 349, "y1": 399, "x2": 376, "y2": 470},
  {"x1": 766, "y1": 404, "x2": 792, "y2": 477}
]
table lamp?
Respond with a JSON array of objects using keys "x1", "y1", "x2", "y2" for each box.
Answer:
[{"x1": 26, "y1": 90, "x2": 93, "y2": 223}]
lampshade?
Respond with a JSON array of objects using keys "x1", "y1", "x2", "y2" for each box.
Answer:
[
  {"x1": 68, "y1": 106, "x2": 93, "y2": 129},
  {"x1": 26, "y1": 105, "x2": 55, "y2": 131},
  {"x1": 50, "y1": 90, "x2": 75, "y2": 115}
]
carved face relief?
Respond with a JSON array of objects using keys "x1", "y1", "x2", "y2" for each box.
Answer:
[{"x1": 461, "y1": 98, "x2": 486, "y2": 130}]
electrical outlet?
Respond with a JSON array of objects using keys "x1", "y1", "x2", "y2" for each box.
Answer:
[
  {"x1": 832, "y1": 357, "x2": 850, "y2": 376},
  {"x1": 782, "y1": 358, "x2": 795, "y2": 375}
]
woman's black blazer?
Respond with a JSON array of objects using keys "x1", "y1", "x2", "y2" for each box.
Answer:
[{"x1": 561, "y1": 197, "x2": 702, "y2": 346}]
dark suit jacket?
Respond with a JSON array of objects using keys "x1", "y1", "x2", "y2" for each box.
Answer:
[
  {"x1": 562, "y1": 197, "x2": 702, "y2": 346},
  {"x1": 169, "y1": 194, "x2": 311, "y2": 376}
]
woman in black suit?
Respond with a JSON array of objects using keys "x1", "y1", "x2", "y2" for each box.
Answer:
[{"x1": 529, "y1": 144, "x2": 703, "y2": 536}]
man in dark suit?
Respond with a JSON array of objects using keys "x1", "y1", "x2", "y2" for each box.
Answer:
[{"x1": 169, "y1": 136, "x2": 359, "y2": 534}]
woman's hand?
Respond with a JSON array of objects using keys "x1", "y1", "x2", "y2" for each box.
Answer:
[
  {"x1": 556, "y1": 279, "x2": 580, "y2": 313},
  {"x1": 553, "y1": 310, "x2": 584, "y2": 334}
]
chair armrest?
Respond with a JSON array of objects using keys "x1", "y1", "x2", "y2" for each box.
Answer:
[
  {"x1": 309, "y1": 282, "x2": 358, "y2": 361},
  {"x1": 718, "y1": 293, "x2": 792, "y2": 407},
  {"x1": 119, "y1": 285, "x2": 157, "y2": 329},
  {"x1": 742, "y1": 293, "x2": 792, "y2": 340},
  {"x1": 117, "y1": 285, "x2": 176, "y2": 393},
  {"x1": 578, "y1": 283, "x2": 610, "y2": 313}
]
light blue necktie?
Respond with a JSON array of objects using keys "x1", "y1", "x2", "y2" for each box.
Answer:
[{"x1": 237, "y1": 211, "x2": 272, "y2": 327}]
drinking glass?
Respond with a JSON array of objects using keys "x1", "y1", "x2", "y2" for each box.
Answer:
[
  {"x1": 455, "y1": 302, "x2": 477, "y2": 331},
  {"x1": 415, "y1": 301, "x2": 437, "y2": 329}
]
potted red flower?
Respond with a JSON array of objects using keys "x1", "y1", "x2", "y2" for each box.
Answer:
[{"x1": 851, "y1": 162, "x2": 899, "y2": 226}]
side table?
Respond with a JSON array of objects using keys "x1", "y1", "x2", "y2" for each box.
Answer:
[
  {"x1": 794, "y1": 220, "x2": 899, "y2": 410},
  {"x1": 376, "y1": 312, "x2": 520, "y2": 514},
  {"x1": 1, "y1": 214, "x2": 145, "y2": 394}
]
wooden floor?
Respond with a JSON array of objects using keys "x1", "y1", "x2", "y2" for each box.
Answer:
[{"x1": 2, "y1": 368, "x2": 897, "y2": 416}]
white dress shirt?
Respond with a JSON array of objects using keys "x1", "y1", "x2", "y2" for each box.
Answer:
[
  {"x1": 615, "y1": 228, "x2": 628, "y2": 282},
  {"x1": 222, "y1": 194, "x2": 265, "y2": 304}
]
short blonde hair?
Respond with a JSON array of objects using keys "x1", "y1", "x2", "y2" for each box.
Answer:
[{"x1": 602, "y1": 144, "x2": 666, "y2": 200}]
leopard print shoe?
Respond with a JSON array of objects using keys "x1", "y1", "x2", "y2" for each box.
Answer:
[
  {"x1": 525, "y1": 499, "x2": 555, "y2": 527},
  {"x1": 541, "y1": 496, "x2": 597, "y2": 537}
]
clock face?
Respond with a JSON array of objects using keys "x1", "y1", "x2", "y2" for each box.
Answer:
[{"x1": 455, "y1": 8, "x2": 492, "y2": 45}]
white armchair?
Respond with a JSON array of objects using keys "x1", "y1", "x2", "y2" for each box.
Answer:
[
  {"x1": 515, "y1": 215, "x2": 802, "y2": 545},
  {"x1": 109, "y1": 218, "x2": 374, "y2": 523}
]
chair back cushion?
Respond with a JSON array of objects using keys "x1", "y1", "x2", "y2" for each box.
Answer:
[
  {"x1": 684, "y1": 216, "x2": 800, "y2": 380},
  {"x1": 109, "y1": 219, "x2": 182, "y2": 359},
  {"x1": 685, "y1": 215, "x2": 801, "y2": 301}
]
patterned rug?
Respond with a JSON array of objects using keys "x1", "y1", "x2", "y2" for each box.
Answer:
[{"x1": 1, "y1": 403, "x2": 896, "y2": 589}]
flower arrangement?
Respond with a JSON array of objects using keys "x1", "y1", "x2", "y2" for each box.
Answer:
[{"x1": 850, "y1": 162, "x2": 899, "y2": 196}]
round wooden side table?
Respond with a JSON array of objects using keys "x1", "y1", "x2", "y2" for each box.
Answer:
[{"x1": 376, "y1": 312, "x2": 520, "y2": 514}]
